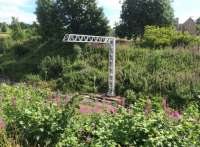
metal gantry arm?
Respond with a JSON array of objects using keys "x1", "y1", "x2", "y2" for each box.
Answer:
[{"x1": 63, "y1": 34, "x2": 116, "y2": 97}]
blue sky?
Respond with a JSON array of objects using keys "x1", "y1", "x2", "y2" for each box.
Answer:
[{"x1": 0, "y1": 0, "x2": 199, "y2": 26}]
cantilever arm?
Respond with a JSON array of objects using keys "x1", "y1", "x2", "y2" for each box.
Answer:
[
  {"x1": 63, "y1": 34, "x2": 115, "y2": 44},
  {"x1": 63, "y1": 34, "x2": 116, "y2": 97}
]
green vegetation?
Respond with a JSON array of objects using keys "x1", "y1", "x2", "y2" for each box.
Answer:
[
  {"x1": 115, "y1": 0, "x2": 174, "y2": 38},
  {"x1": 0, "y1": 84, "x2": 199, "y2": 146},
  {"x1": 1, "y1": 27, "x2": 200, "y2": 109},
  {"x1": 142, "y1": 26, "x2": 200, "y2": 48},
  {"x1": 1, "y1": 0, "x2": 200, "y2": 146},
  {"x1": 36, "y1": 0, "x2": 109, "y2": 40}
]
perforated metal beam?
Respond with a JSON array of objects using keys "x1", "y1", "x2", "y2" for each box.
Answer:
[{"x1": 63, "y1": 34, "x2": 116, "y2": 97}]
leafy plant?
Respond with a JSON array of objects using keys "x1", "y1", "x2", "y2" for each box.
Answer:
[{"x1": 40, "y1": 55, "x2": 65, "y2": 80}]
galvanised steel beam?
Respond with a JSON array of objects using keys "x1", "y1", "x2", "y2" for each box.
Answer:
[{"x1": 63, "y1": 34, "x2": 116, "y2": 97}]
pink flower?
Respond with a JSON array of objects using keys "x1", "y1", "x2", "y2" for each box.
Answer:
[
  {"x1": 109, "y1": 107, "x2": 117, "y2": 114},
  {"x1": 162, "y1": 97, "x2": 169, "y2": 110},
  {"x1": 170, "y1": 111, "x2": 181, "y2": 120},
  {"x1": 11, "y1": 97, "x2": 16, "y2": 107},
  {"x1": 144, "y1": 97, "x2": 152, "y2": 115},
  {"x1": 64, "y1": 95, "x2": 70, "y2": 105},
  {"x1": 0, "y1": 118, "x2": 5, "y2": 129},
  {"x1": 55, "y1": 95, "x2": 61, "y2": 107}
]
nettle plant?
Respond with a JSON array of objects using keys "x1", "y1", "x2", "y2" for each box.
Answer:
[
  {"x1": 0, "y1": 84, "x2": 81, "y2": 146},
  {"x1": 0, "y1": 84, "x2": 200, "y2": 146}
]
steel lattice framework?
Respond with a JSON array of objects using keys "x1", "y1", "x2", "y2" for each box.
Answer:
[{"x1": 63, "y1": 34, "x2": 116, "y2": 97}]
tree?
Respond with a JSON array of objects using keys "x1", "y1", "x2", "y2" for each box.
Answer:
[
  {"x1": 10, "y1": 17, "x2": 25, "y2": 41},
  {"x1": 115, "y1": 0, "x2": 174, "y2": 39},
  {"x1": 36, "y1": 0, "x2": 109, "y2": 40},
  {"x1": 196, "y1": 17, "x2": 200, "y2": 24},
  {"x1": 1, "y1": 23, "x2": 8, "y2": 32},
  {"x1": 36, "y1": 0, "x2": 58, "y2": 39}
]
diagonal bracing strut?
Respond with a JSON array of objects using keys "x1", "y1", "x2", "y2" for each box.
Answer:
[{"x1": 63, "y1": 34, "x2": 116, "y2": 97}]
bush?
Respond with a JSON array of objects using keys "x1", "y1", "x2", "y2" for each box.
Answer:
[
  {"x1": 142, "y1": 26, "x2": 198, "y2": 49},
  {"x1": 1, "y1": 84, "x2": 200, "y2": 146},
  {"x1": 14, "y1": 43, "x2": 30, "y2": 57},
  {"x1": 57, "y1": 109, "x2": 200, "y2": 146},
  {"x1": 0, "y1": 129, "x2": 13, "y2": 146},
  {"x1": 12, "y1": 29, "x2": 25, "y2": 41},
  {"x1": 124, "y1": 89, "x2": 137, "y2": 104},
  {"x1": 57, "y1": 65, "x2": 107, "y2": 93},
  {"x1": 142, "y1": 26, "x2": 175, "y2": 48},
  {"x1": 0, "y1": 37, "x2": 12, "y2": 54},
  {"x1": 0, "y1": 84, "x2": 82, "y2": 146},
  {"x1": 172, "y1": 32, "x2": 196, "y2": 48},
  {"x1": 72, "y1": 45, "x2": 82, "y2": 59},
  {"x1": 23, "y1": 74, "x2": 41, "y2": 82},
  {"x1": 1, "y1": 23, "x2": 8, "y2": 33},
  {"x1": 40, "y1": 55, "x2": 66, "y2": 80}
]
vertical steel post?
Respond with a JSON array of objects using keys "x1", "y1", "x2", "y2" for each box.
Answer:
[
  {"x1": 63, "y1": 34, "x2": 116, "y2": 97},
  {"x1": 107, "y1": 39, "x2": 116, "y2": 97}
]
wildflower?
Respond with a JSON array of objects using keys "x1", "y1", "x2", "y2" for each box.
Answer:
[
  {"x1": 0, "y1": 118, "x2": 5, "y2": 129},
  {"x1": 110, "y1": 107, "x2": 117, "y2": 114},
  {"x1": 64, "y1": 95, "x2": 70, "y2": 105},
  {"x1": 144, "y1": 96, "x2": 152, "y2": 115},
  {"x1": 170, "y1": 111, "x2": 181, "y2": 120},
  {"x1": 11, "y1": 97, "x2": 16, "y2": 107},
  {"x1": 55, "y1": 95, "x2": 61, "y2": 107},
  {"x1": 162, "y1": 97, "x2": 181, "y2": 120}
]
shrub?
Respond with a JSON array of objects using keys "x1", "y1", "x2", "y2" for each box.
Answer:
[
  {"x1": 171, "y1": 32, "x2": 195, "y2": 48},
  {"x1": 142, "y1": 26, "x2": 198, "y2": 49},
  {"x1": 1, "y1": 84, "x2": 82, "y2": 146},
  {"x1": 124, "y1": 89, "x2": 137, "y2": 105},
  {"x1": 23, "y1": 74, "x2": 41, "y2": 82},
  {"x1": 0, "y1": 129, "x2": 13, "y2": 146},
  {"x1": 12, "y1": 29, "x2": 26, "y2": 41},
  {"x1": 0, "y1": 37, "x2": 12, "y2": 54},
  {"x1": 1, "y1": 23, "x2": 8, "y2": 33},
  {"x1": 57, "y1": 65, "x2": 107, "y2": 93},
  {"x1": 14, "y1": 43, "x2": 30, "y2": 57},
  {"x1": 40, "y1": 56, "x2": 65, "y2": 80},
  {"x1": 142, "y1": 26, "x2": 175, "y2": 48},
  {"x1": 57, "y1": 109, "x2": 200, "y2": 146},
  {"x1": 72, "y1": 45, "x2": 82, "y2": 59}
]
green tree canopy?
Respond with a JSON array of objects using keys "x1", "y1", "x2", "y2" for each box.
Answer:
[
  {"x1": 36, "y1": 0, "x2": 109, "y2": 40},
  {"x1": 10, "y1": 17, "x2": 25, "y2": 41},
  {"x1": 115, "y1": 0, "x2": 174, "y2": 39},
  {"x1": 1, "y1": 23, "x2": 8, "y2": 32},
  {"x1": 36, "y1": 0, "x2": 58, "y2": 39},
  {"x1": 196, "y1": 17, "x2": 200, "y2": 24}
]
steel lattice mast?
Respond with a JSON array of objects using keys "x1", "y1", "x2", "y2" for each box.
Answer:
[{"x1": 63, "y1": 34, "x2": 116, "y2": 97}]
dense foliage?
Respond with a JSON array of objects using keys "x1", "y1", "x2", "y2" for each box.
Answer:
[
  {"x1": 1, "y1": 38, "x2": 200, "y2": 109},
  {"x1": 196, "y1": 17, "x2": 200, "y2": 24},
  {"x1": 1, "y1": 1, "x2": 200, "y2": 146},
  {"x1": 36, "y1": 0, "x2": 109, "y2": 40},
  {"x1": 0, "y1": 84, "x2": 199, "y2": 146},
  {"x1": 142, "y1": 26, "x2": 200, "y2": 48},
  {"x1": 115, "y1": 0, "x2": 174, "y2": 38}
]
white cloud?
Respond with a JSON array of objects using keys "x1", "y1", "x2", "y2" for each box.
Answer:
[
  {"x1": 97, "y1": 0, "x2": 122, "y2": 11},
  {"x1": 0, "y1": 0, "x2": 36, "y2": 24},
  {"x1": 172, "y1": 0, "x2": 200, "y2": 23},
  {"x1": 97, "y1": 0, "x2": 122, "y2": 27}
]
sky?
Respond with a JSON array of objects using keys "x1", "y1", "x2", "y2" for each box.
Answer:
[{"x1": 0, "y1": 0, "x2": 199, "y2": 26}]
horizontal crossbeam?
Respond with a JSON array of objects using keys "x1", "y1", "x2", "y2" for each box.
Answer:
[
  {"x1": 63, "y1": 34, "x2": 115, "y2": 44},
  {"x1": 63, "y1": 34, "x2": 116, "y2": 97}
]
